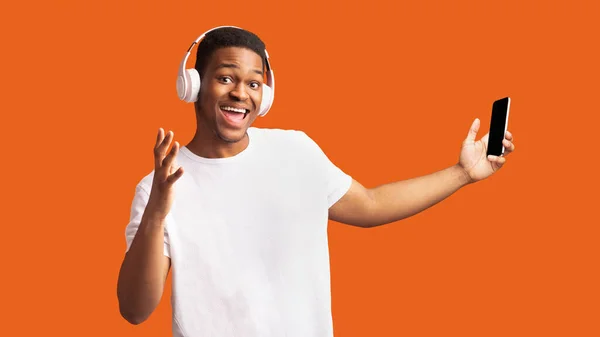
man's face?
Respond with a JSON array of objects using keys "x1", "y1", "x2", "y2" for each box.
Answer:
[{"x1": 196, "y1": 46, "x2": 264, "y2": 143}]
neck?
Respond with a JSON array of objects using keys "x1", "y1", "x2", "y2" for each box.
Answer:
[{"x1": 185, "y1": 123, "x2": 250, "y2": 159}]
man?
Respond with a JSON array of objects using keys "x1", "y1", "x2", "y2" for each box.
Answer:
[{"x1": 116, "y1": 27, "x2": 515, "y2": 336}]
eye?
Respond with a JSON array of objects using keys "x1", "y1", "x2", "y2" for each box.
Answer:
[
  {"x1": 249, "y1": 82, "x2": 260, "y2": 90},
  {"x1": 219, "y1": 76, "x2": 233, "y2": 84}
]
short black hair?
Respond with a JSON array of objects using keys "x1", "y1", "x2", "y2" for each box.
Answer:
[{"x1": 194, "y1": 27, "x2": 267, "y2": 79}]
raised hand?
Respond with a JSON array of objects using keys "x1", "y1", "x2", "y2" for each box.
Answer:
[
  {"x1": 458, "y1": 118, "x2": 515, "y2": 183},
  {"x1": 146, "y1": 128, "x2": 184, "y2": 221}
]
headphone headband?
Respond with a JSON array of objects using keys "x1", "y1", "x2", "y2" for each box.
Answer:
[{"x1": 176, "y1": 26, "x2": 275, "y2": 116}]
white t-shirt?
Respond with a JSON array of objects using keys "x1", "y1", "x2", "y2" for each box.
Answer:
[{"x1": 125, "y1": 127, "x2": 352, "y2": 337}]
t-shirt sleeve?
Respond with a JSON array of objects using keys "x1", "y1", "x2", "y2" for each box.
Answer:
[
  {"x1": 124, "y1": 183, "x2": 171, "y2": 257},
  {"x1": 298, "y1": 131, "x2": 353, "y2": 208}
]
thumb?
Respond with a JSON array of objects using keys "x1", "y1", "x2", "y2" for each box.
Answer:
[{"x1": 465, "y1": 118, "x2": 480, "y2": 143}]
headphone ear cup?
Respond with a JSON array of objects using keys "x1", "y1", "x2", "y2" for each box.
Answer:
[
  {"x1": 185, "y1": 69, "x2": 201, "y2": 102},
  {"x1": 176, "y1": 74, "x2": 186, "y2": 100},
  {"x1": 259, "y1": 84, "x2": 274, "y2": 116}
]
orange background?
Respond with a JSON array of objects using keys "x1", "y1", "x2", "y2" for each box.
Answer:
[{"x1": 2, "y1": 0, "x2": 598, "y2": 335}]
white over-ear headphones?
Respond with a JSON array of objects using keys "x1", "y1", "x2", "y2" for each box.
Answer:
[{"x1": 176, "y1": 25, "x2": 275, "y2": 117}]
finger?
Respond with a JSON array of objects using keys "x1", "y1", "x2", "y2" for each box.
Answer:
[
  {"x1": 465, "y1": 118, "x2": 480, "y2": 143},
  {"x1": 505, "y1": 130, "x2": 513, "y2": 141},
  {"x1": 503, "y1": 139, "x2": 515, "y2": 153},
  {"x1": 162, "y1": 141, "x2": 179, "y2": 169},
  {"x1": 155, "y1": 128, "x2": 165, "y2": 148},
  {"x1": 154, "y1": 128, "x2": 165, "y2": 168},
  {"x1": 170, "y1": 162, "x2": 179, "y2": 175},
  {"x1": 155, "y1": 131, "x2": 174, "y2": 167},
  {"x1": 487, "y1": 154, "x2": 506, "y2": 166},
  {"x1": 166, "y1": 166, "x2": 184, "y2": 184},
  {"x1": 161, "y1": 130, "x2": 174, "y2": 149}
]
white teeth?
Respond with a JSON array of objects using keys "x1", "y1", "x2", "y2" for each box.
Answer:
[{"x1": 221, "y1": 106, "x2": 246, "y2": 113}]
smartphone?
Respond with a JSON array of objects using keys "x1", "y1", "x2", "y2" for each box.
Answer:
[{"x1": 486, "y1": 97, "x2": 511, "y2": 157}]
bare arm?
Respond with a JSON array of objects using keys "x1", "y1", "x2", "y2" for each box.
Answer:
[
  {"x1": 329, "y1": 119, "x2": 515, "y2": 228},
  {"x1": 329, "y1": 164, "x2": 471, "y2": 228},
  {"x1": 117, "y1": 129, "x2": 184, "y2": 324},
  {"x1": 117, "y1": 216, "x2": 171, "y2": 324}
]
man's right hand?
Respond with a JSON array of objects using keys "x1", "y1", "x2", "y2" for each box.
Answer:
[
  {"x1": 146, "y1": 128, "x2": 184, "y2": 221},
  {"x1": 117, "y1": 128, "x2": 182, "y2": 325}
]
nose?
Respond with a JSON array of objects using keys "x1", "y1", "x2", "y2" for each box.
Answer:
[{"x1": 229, "y1": 83, "x2": 249, "y2": 101}]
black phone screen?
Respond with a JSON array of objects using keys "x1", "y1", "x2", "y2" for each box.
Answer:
[{"x1": 487, "y1": 97, "x2": 510, "y2": 156}]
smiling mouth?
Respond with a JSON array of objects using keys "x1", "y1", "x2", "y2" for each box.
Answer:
[{"x1": 220, "y1": 105, "x2": 249, "y2": 122}]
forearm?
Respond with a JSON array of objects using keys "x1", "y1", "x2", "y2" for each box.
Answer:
[
  {"x1": 117, "y1": 214, "x2": 170, "y2": 324},
  {"x1": 369, "y1": 164, "x2": 471, "y2": 226}
]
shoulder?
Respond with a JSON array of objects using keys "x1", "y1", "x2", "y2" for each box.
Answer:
[{"x1": 133, "y1": 171, "x2": 155, "y2": 197}]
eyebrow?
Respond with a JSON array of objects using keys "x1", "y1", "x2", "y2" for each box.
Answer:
[{"x1": 216, "y1": 63, "x2": 263, "y2": 75}]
